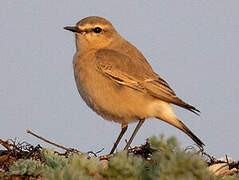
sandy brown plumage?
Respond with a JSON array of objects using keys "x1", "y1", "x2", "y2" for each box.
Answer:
[{"x1": 64, "y1": 16, "x2": 204, "y2": 153}]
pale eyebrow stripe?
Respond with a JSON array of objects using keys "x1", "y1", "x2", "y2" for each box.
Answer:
[{"x1": 78, "y1": 24, "x2": 107, "y2": 30}]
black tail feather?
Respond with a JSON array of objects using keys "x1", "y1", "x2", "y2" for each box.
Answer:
[{"x1": 179, "y1": 119, "x2": 204, "y2": 147}]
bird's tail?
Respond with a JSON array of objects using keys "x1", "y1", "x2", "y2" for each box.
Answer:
[{"x1": 157, "y1": 117, "x2": 205, "y2": 148}]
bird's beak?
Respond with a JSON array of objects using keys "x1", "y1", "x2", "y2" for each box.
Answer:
[{"x1": 64, "y1": 26, "x2": 82, "y2": 33}]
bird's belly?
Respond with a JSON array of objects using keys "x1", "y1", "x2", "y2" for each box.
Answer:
[{"x1": 76, "y1": 70, "x2": 152, "y2": 123}]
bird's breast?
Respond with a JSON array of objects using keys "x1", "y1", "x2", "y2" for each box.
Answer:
[{"x1": 73, "y1": 51, "x2": 154, "y2": 123}]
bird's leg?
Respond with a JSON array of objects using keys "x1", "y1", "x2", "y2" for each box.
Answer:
[
  {"x1": 124, "y1": 119, "x2": 145, "y2": 151},
  {"x1": 110, "y1": 123, "x2": 128, "y2": 154}
]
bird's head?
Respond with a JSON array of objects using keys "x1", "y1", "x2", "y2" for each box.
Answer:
[{"x1": 64, "y1": 16, "x2": 119, "y2": 52}]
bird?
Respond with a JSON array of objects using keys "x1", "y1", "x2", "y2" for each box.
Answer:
[{"x1": 64, "y1": 16, "x2": 204, "y2": 154}]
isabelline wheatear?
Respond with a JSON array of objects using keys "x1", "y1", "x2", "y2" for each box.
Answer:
[{"x1": 64, "y1": 16, "x2": 204, "y2": 154}]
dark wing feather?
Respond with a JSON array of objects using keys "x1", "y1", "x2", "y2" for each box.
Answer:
[{"x1": 96, "y1": 49, "x2": 200, "y2": 115}]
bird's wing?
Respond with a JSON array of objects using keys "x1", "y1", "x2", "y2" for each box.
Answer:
[{"x1": 95, "y1": 49, "x2": 200, "y2": 114}]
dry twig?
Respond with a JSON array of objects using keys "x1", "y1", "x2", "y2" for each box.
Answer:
[{"x1": 26, "y1": 129, "x2": 82, "y2": 154}]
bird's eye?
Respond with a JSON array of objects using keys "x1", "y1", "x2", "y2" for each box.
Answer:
[{"x1": 93, "y1": 27, "x2": 102, "y2": 33}]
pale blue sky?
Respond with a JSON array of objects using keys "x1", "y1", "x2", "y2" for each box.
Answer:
[{"x1": 0, "y1": 1, "x2": 238, "y2": 158}]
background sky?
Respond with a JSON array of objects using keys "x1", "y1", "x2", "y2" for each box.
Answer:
[{"x1": 0, "y1": 1, "x2": 238, "y2": 158}]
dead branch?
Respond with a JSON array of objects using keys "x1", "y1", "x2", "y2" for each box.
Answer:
[
  {"x1": 0, "y1": 138, "x2": 11, "y2": 151},
  {"x1": 26, "y1": 129, "x2": 82, "y2": 154}
]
